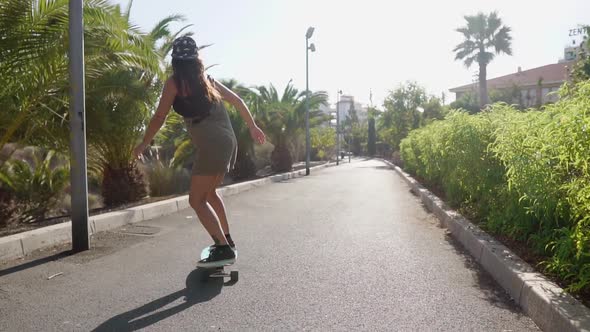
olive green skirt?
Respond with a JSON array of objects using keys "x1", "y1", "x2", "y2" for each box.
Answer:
[{"x1": 184, "y1": 102, "x2": 237, "y2": 176}]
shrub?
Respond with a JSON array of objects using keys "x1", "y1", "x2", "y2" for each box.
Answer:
[
  {"x1": 0, "y1": 170, "x2": 16, "y2": 226},
  {"x1": 400, "y1": 82, "x2": 590, "y2": 293},
  {"x1": 492, "y1": 83, "x2": 590, "y2": 292},
  {"x1": 391, "y1": 151, "x2": 403, "y2": 167},
  {"x1": 401, "y1": 110, "x2": 505, "y2": 212},
  {"x1": 1, "y1": 151, "x2": 69, "y2": 223},
  {"x1": 146, "y1": 162, "x2": 190, "y2": 197},
  {"x1": 311, "y1": 127, "x2": 336, "y2": 161},
  {"x1": 58, "y1": 193, "x2": 103, "y2": 215},
  {"x1": 254, "y1": 142, "x2": 273, "y2": 170}
]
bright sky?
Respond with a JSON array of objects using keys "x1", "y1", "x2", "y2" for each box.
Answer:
[{"x1": 114, "y1": 0, "x2": 590, "y2": 107}]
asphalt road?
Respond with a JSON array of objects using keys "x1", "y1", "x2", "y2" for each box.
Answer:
[{"x1": 0, "y1": 159, "x2": 538, "y2": 331}]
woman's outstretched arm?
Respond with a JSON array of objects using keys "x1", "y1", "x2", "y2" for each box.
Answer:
[
  {"x1": 133, "y1": 78, "x2": 176, "y2": 159},
  {"x1": 215, "y1": 80, "x2": 266, "y2": 145}
]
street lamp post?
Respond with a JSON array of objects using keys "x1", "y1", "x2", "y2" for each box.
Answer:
[
  {"x1": 305, "y1": 27, "x2": 315, "y2": 176},
  {"x1": 336, "y1": 90, "x2": 342, "y2": 165},
  {"x1": 69, "y1": 0, "x2": 90, "y2": 252}
]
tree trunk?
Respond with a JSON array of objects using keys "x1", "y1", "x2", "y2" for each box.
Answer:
[
  {"x1": 270, "y1": 139, "x2": 293, "y2": 173},
  {"x1": 479, "y1": 63, "x2": 488, "y2": 108},
  {"x1": 230, "y1": 149, "x2": 257, "y2": 181},
  {"x1": 368, "y1": 118, "x2": 376, "y2": 156},
  {"x1": 102, "y1": 163, "x2": 147, "y2": 207}
]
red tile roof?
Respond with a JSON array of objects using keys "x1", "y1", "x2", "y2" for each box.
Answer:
[{"x1": 450, "y1": 61, "x2": 574, "y2": 92}]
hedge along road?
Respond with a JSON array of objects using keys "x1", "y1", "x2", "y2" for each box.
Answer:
[{"x1": 0, "y1": 159, "x2": 538, "y2": 331}]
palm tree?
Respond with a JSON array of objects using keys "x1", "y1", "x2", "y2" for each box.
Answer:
[
  {"x1": 85, "y1": 2, "x2": 163, "y2": 206},
  {"x1": 91, "y1": 2, "x2": 195, "y2": 205},
  {"x1": 453, "y1": 12, "x2": 512, "y2": 108},
  {"x1": 0, "y1": 0, "x2": 161, "y2": 157},
  {"x1": 0, "y1": 0, "x2": 74, "y2": 165},
  {"x1": 0, "y1": 0, "x2": 178, "y2": 206},
  {"x1": 252, "y1": 82, "x2": 328, "y2": 172}
]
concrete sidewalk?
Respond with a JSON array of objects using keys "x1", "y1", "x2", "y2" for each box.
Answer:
[{"x1": 0, "y1": 160, "x2": 538, "y2": 331}]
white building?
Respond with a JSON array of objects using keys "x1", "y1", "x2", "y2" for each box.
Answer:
[
  {"x1": 318, "y1": 103, "x2": 336, "y2": 127},
  {"x1": 336, "y1": 95, "x2": 368, "y2": 123},
  {"x1": 561, "y1": 29, "x2": 588, "y2": 62},
  {"x1": 318, "y1": 94, "x2": 369, "y2": 127},
  {"x1": 318, "y1": 103, "x2": 334, "y2": 117},
  {"x1": 562, "y1": 43, "x2": 588, "y2": 62}
]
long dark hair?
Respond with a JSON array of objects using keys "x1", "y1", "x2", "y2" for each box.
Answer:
[{"x1": 171, "y1": 57, "x2": 221, "y2": 110}]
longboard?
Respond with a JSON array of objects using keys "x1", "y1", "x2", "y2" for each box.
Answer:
[{"x1": 197, "y1": 245, "x2": 238, "y2": 282}]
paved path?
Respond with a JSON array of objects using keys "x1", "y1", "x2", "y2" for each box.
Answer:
[{"x1": 0, "y1": 160, "x2": 538, "y2": 331}]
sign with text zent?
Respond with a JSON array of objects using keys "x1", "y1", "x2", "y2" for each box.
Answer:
[{"x1": 570, "y1": 26, "x2": 589, "y2": 37}]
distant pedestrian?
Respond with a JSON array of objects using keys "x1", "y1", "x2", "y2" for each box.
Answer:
[{"x1": 133, "y1": 36, "x2": 265, "y2": 266}]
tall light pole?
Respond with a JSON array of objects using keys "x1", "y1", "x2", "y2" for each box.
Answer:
[
  {"x1": 305, "y1": 27, "x2": 315, "y2": 176},
  {"x1": 69, "y1": 0, "x2": 90, "y2": 252},
  {"x1": 336, "y1": 89, "x2": 342, "y2": 165}
]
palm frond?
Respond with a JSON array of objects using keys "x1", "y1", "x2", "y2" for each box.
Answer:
[
  {"x1": 463, "y1": 55, "x2": 478, "y2": 68},
  {"x1": 149, "y1": 14, "x2": 185, "y2": 40},
  {"x1": 453, "y1": 40, "x2": 477, "y2": 60},
  {"x1": 454, "y1": 12, "x2": 512, "y2": 69},
  {"x1": 486, "y1": 11, "x2": 502, "y2": 38},
  {"x1": 491, "y1": 26, "x2": 513, "y2": 55},
  {"x1": 123, "y1": 0, "x2": 134, "y2": 21},
  {"x1": 456, "y1": 27, "x2": 472, "y2": 40}
]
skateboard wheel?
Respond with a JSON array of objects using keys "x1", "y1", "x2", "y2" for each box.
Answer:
[{"x1": 230, "y1": 271, "x2": 238, "y2": 281}]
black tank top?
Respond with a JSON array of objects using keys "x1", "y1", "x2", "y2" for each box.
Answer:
[{"x1": 172, "y1": 76, "x2": 215, "y2": 123}]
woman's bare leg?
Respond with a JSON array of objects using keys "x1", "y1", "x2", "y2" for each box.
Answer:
[
  {"x1": 188, "y1": 175, "x2": 228, "y2": 245},
  {"x1": 207, "y1": 173, "x2": 230, "y2": 235}
]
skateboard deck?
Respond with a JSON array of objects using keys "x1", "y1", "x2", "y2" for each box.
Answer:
[{"x1": 197, "y1": 245, "x2": 238, "y2": 282}]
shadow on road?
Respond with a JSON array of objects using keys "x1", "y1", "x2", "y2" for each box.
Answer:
[
  {"x1": 92, "y1": 269, "x2": 225, "y2": 331},
  {"x1": 358, "y1": 165, "x2": 392, "y2": 171},
  {"x1": 0, "y1": 250, "x2": 72, "y2": 278},
  {"x1": 412, "y1": 199, "x2": 526, "y2": 315},
  {"x1": 443, "y1": 232, "x2": 526, "y2": 315}
]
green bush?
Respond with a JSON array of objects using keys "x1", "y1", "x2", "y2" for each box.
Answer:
[
  {"x1": 0, "y1": 151, "x2": 69, "y2": 223},
  {"x1": 489, "y1": 105, "x2": 565, "y2": 246},
  {"x1": 400, "y1": 82, "x2": 590, "y2": 294},
  {"x1": 311, "y1": 127, "x2": 336, "y2": 161},
  {"x1": 0, "y1": 170, "x2": 16, "y2": 226},
  {"x1": 401, "y1": 111, "x2": 505, "y2": 213},
  {"x1": 254, "y1": 142, "x2": 273, "y2": 170},
  {"x1": 146, "y1": 162, "x2": 191, "y2": 197}
]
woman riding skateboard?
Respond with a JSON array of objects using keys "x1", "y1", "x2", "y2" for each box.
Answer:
[{"x1": 133, "y1": 36, "x2": 266, "y2": 267}]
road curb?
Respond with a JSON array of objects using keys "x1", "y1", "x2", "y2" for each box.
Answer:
[
  {"x1": 382, "y1": 159, "x2": 590, "y2": 332},
  {"x1": 0, "y1": 162, "x2": 332, "y2": 263}
]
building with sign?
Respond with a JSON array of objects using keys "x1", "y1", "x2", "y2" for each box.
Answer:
[
  {"x1": 449, "y1": 62, "x2": 573, "y2": 107},
  {"x1": 451, "y1": 29, "x2": 587, "y2": 107},
  {"x1": 561, "y1": 37, "x2": 588, "y2": 62},
  {"x1": 563, "y1": 26, "x2": 589, "y2": 61},
  {"x1": 563, "y1": 44, "x2": 588, "y2": 62}
]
